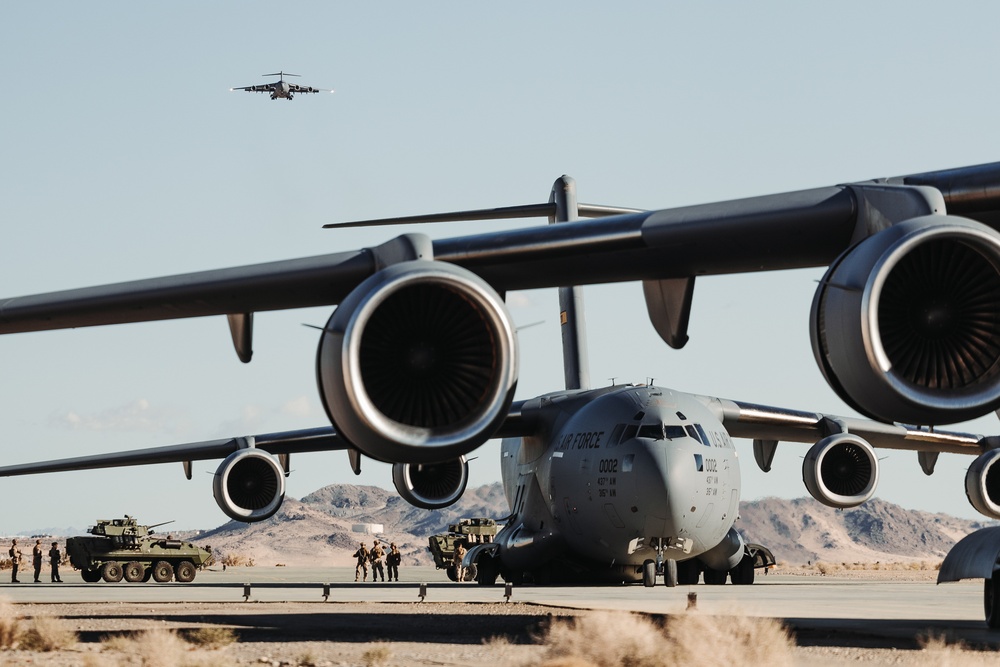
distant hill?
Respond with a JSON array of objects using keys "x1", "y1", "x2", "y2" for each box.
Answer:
[
  {"x1": 735, "y1": 496, "x2": 994, "y2": 565},
  {"x1": 197, "y1": 482, "x2": 507, "y2": 567},
  {"x1": 188, "y1": 485, "x2": 991, "y2": 567}
]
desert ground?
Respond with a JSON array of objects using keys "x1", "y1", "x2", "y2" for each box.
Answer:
[{"x1": 1, "y1": 566, "x2": 999, "y2": 666}]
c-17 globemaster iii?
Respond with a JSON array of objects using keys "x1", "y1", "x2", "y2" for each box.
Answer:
[
  {"x1": 230, "y1": 71, "x2": 333, "y2": 100},
  {"x1": 3, "y1": 163, "x2": 1000, "y2": 623}
]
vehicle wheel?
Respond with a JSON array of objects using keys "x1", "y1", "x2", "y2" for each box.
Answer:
[
  {"x1": 446, "y1": 565, "x2": 458, "y2": 582},
  {"x1": 464, "y1": 563, "x2": 478, "y2": 582},
  {"x1": 642, "y1": 559, "x2": 656, "y2": 587},
  {"x1": 730, "y1": 554, "x2": 755, "y2": 585},
  {"x1": 142, "y1": 567, "x2": 153, "y2": 582},
  {"x1": 152, "y1": 560, "x2": 173, "y2": 583},
  {"x1": 677, "y1": 559, "x2": 700, "y2": 585},
  {"x1": 662, "y1": 559, "x2": 678, "y2": 588},
  {"x1": 703, "y1": 567, "x2": 728, "y2": 585},
  {"x1": 476, "y1": 557, "x2": 500, "y2": 586},
  {"x1": 123, "y1": 561, "x2": 145, "y2": 583},
  {"x1": 986, "y1": 577, "x2": 1000, "y2": 629},
  {"x1": 174, "y1": 561, "x2": 196, "y2": 583},
  {"x1": 81, "y1": 568, "x2": 102, "y2": 583},
  {"x1": 101, "y1": 562, "x2": 124, "y2": 583}
]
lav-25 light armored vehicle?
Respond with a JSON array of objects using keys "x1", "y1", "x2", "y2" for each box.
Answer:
[{"x1": 66, "y1": 516, "x2": 212, "y2": 583}]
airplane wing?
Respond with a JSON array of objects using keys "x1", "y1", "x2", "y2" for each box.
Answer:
[
  {"x1": 0, "y1": 426, "x2": 347, "y2": 478},
  {"x1": 230, "y1": 85, "x2": 274, "y2": 93},
  {"x1": 704, "y1": 396, "x2": 985, "y2": 456},
  {"x1": 4, "y1": 161, "x2": 1000, "y2": 334},
  {"x1": 287, "y1": 84, "x2": 330, "y2": 94},
  {"x1": 700, "y1": 393, "x2": 1000, "y2": 518},
  {"x1": 4, "y1": 161, "x2": 1000, "y2": 469}
]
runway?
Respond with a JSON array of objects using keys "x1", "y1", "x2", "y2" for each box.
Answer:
[{"x1": 2, "y1": 566, "x2": 997, "y2": 650}]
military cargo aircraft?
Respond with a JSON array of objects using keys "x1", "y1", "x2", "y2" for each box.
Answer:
[
  {"x1": 3, "y1": 163, "x2": 1000, "y2": 619},
  {"x1": 230, "y1": 71, "x2": 332, "y2": 100}
]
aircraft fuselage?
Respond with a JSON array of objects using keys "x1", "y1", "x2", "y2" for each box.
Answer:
[{"x1": 496, "y1": 385, "x2": 740, "y2": 582}]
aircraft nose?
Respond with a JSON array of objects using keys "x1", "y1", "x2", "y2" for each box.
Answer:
[{"x1": 628, "y1": 442, "x2": 690, "y2": 535}]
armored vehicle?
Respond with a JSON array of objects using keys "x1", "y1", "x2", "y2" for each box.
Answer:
[
  {"x1": 66, "y1": 516, "x2": 212, "y2": 584},
  {"x1": 427, "y1": 518, "x2": 498, "y2": 582}
]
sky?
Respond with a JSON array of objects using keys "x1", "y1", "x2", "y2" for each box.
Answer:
[{"x1": 3, "y1": 2, "x2": 1000, "y2": 533}]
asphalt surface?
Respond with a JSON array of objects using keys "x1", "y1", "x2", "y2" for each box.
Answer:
[{"x1": 1, "y1": 566, "x2": 997, "y2": 650}]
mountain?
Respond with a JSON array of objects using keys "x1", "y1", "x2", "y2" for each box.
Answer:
[
  {"x1": 196, "y1": 482, "x2": 508, "y2": 567},
  {"x1": 735, "y1": 496, "x2": 994, "y2": 565},
  {"x1": 192, "y1": 485, "x2": 991, "y2": 568}
]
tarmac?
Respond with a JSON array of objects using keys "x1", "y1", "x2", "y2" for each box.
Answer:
[{"x1": 1, "y1": 566, "x2": 997, "y2": 650}]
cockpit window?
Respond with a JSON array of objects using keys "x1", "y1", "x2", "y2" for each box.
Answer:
[
  {"x1": 695, "y1": 424, "x2": 711, "y2": 447},
  {"x1": 608, "y1": 424, "x2": 625, "y2": 448},
  {"x1": 665, "y1": 425, "x2": 686, "y2": 440},
  {"x1": 621, "y1": 423, "x2": 639, "y2": 442},
  {"x1": 636, "y1": 423, "x2": 663, "y2": 439},
  {"x1": 635, "y1": 424, "x2": 687, "y2": 440},
  {"x1": 685, "y1": 425, "x2": 702, "y2": 444}
]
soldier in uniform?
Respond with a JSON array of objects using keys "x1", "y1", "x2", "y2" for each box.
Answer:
[
  {"x1": 369, "y1": 539, "x2": 385, "y2": 582},
  {"x1": 8, "y1": 539, "x2": 23, "y2": 583},
  {"x1": 353, "y1": 542, "x2": 369, "y2": 582},
  {"x1": 453, "y1": 541, "x2": 467, "y2": 583},
  {"x1": 32, "y1": 539, "x2": 44, "y2": 583},
  {"x1": 386, "y1": 542, "x2": 401, "y2": 582},
  {"x1": 49, "y1": 542, "x2": 62, "y2": 583}
]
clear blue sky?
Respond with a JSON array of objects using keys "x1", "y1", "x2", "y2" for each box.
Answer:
[{"x1": 3, "y1": 2, "x2": 1000, "y2": 533}]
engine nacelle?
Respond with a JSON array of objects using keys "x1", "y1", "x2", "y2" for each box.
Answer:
[
  {"x1": 317, "y1": 260, "x2": 518, "y2": 463},
  {"x1": 811, "y1": 216, "x2": 1000, "y2": 425},
  {"x1": 392, "y1": 457, "x2": 469, "y2": 509},
  {"x1": 966, "y1": 449, "x2": 1000, "y2": 520},
  {"x1": 802, "y1": 434, "x2": 878, "y2": 508},
  {"x1": 212, "y1": 449, "x2": 286, "y2": 522}
]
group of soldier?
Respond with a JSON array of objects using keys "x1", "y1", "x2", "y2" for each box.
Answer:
[
  {"x1": 353, "y1": 539, "x2": 402, "y2": 582},
  {"x1": 7, "y1": 538, "x2": 62, "y2": 583}
]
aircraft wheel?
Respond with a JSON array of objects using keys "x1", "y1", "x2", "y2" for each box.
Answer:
[
  {"x1": 464, "y1": 563, "x2": 478, "y2": 582},
  {"x1": 174, "y1": 560, "x2": 196, "y2": 583},
  {"x1": 152, "y1": 560, "x2": 173, "y2": 583},
  {"x1": 81, "y1": 568, "x2": 102, "y2": 583},
  {"x1": 123, "y1": 561, "x2": 145, "y2": 583},
  {"x1": 985, "y1": 578, "x2": 1000, "y2": 629},
  {"x1": 476, "y1": 557, "x2": 499, "y2": 586},
  {"x1": 101, "y1": 562, "x2": 124, "y2": 583},
  {"x1": 662, "y1": 559, "x2": 678, "y2": 588},
  {"x1": 703, "y1": 568, "x2": 728, "y2": 585},
  {"x1": 642, "y1": 560, "x2": 656, "y2": 587},
  {"x1": 677, "y1": 559, "x2": 700, "y2": 585},
  {"x1": 730, "y1": 554, "x2": 755, "y2": 585}
]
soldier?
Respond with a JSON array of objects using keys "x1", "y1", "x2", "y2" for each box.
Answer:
[
  {"x1": 48, "y1": 542, "x2": 62, "y2": 583},
  {"x1": 8, "y1": 539, "x2": 22, "y2": 583},
  {"x1": 353, "y1": 542, "x2": 369, "y2": 582},
  {"x1": 453, "y1": 541, "x2": 467, "y2": 583},
  {"x1": 386, "y1": 542, "x2": 401, "y2": 582},
  {"x1": 32, "y1": 539, "x2": 44, "y2": 583},
  {"x1": 369, "y1": 539, "x2": 385, "y2": 582}
]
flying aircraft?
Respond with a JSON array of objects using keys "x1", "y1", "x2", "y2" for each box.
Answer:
[
  {"x1": 230, "y1": 71, "x2": 332, "y2": 100},
  {"x1": 3, "y1": 162, "x2": 1000, "y2": 622}
]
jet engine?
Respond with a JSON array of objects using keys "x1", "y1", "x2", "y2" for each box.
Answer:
[
  {"x1": 317, "y1": 260, "x2": 518, "y2": 464},
  {"x1": 802, "y1": 434, "x2": 878, "y2": 508},
  {"x1": 392, "y1": 457, "x2": 469, "y2": 509},
  {"x1": 212, "y1": 449, "x2": 286, "y2": 522},
  {"x1": 966, "y1": 449, "x2": 1000, "y2": 520},
  {"x1": 811, "y1": 216, "x2": 1000, "y2": 425}
]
